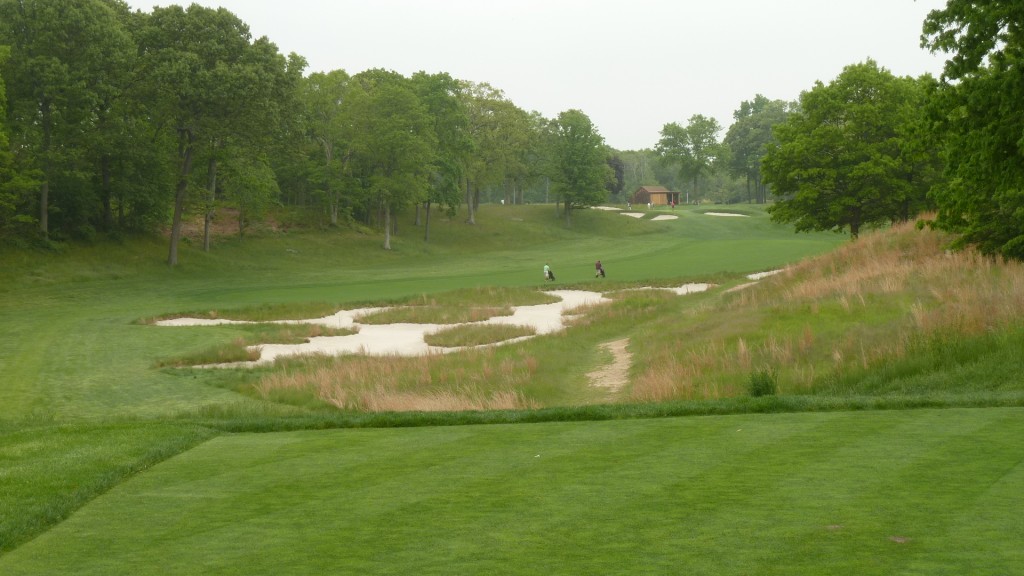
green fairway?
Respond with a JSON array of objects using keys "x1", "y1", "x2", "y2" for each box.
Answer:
[{"x1": 2, "y1": 409, "x2": 1021, "y2": 575}]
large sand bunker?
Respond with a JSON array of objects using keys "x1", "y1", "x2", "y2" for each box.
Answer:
[{"x1": 157, "y1": 286, "x2": 712, "y2": 366}]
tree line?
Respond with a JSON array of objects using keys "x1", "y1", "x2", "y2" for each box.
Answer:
[
  {"x1": 1, "y1": 0, "x2": 1021, "y2": 261},
  {"x1": 0, "y1": 0, "x2": 612, "y2": 264}
]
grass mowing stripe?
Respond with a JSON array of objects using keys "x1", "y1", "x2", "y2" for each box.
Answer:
[
  {"x1": 1, "y1": 408, "x2": 1021, "y2": 575},
  {"x1": 0, "y1": 422, "x2": 218, "y2": 555}
]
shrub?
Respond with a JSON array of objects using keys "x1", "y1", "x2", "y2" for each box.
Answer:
[{"x1": 748, "y1": 366, "x2": 778, "y2": 397}]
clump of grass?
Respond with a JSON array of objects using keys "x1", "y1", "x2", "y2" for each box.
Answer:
[
  {"x1": 156, "y1": 339, "x2": 259, "y2": 367},
  {"x1": 357, "y1": 305, "x2": 512, "y2": 324},
  {"x1": 748, "y1": 366, "x2": 778, "y2": 397},
  {"x1": 389, "y1": 286, "x2": 560, "y2": 308},
  {"x1": 424, "y1": 324, "x2": 536, "y2": 347}
]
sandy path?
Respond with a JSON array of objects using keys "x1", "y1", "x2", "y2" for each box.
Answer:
[{"x1": 586, "y1": 338, "x2": 632, "y2": 393}]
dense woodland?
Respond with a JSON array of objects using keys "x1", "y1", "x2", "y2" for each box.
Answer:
[{"x1": 0, "y1": 0, "x2": 1021, "y2": 261}]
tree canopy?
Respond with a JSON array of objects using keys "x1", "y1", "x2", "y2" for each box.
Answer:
[
  {"x1": 656, "y1": 115, "x2": 726, "y2": 204},
  {"x1": 762, "y1": 60, "x2": 939, "y2": 238},
  {"x1": 547, "y1": 109, "x2": 610, "y2": 224},
  {"x1": 3, "y1": 1, "x2": 1023, "y2": 262},
  {"x1": 723, "y1": 95, "x2": 790, "y2": 204},
  {"x1": 922, "y1": 0, "x2": 1024, "y2": 259}
]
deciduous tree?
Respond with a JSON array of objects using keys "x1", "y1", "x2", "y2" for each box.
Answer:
[
  {"x1": 347, "y1": 70, "x2": 436, "y2": 250},
  {"x1": 548, "y1": 109, "x2": 610, "y2": 224},
  {"x1": 922, "y1": 0, "x2": 1024, "y2": 259},
  {"x1": 724, "y1": 95, "x2": 790, "y2": 203},
  {"x1": 0, "y1": 0, "x2": 135, "y2": 239},
  {"x1": 656, "y1": 114, "x2": 725, "y2": 203},
  {"x1": 762, "y1": 60, "x2": 937, "y2": 238},
  {"x1": 411, "y1": 71, "x2": 470, "y2": 242},
  {"x1": 135, "y1": 4, "x2": 297, "y2": 265}
]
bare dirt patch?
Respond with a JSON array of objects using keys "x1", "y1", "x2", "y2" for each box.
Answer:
[{"x1": 587, "y1": 338, "x2": 632, "y2": 393}]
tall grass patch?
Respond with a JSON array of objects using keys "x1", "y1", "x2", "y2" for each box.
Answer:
[
  {"x1": 424, "y1": 324, "x2": 536, "y2": 347},
  {"x1": 255, "y1": 347, "x2": 543, "y2": 412},
  {"x1": 630, "y1": 220, "x2": 1024, "y2": 401}
]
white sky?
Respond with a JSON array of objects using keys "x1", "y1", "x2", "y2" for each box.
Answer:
[{"x1": 129, "y1": 0, "x2": 950, "y2": 151}]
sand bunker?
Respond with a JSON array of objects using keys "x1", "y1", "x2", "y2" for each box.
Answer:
[
  {"x1": 704, "y1": 212, "x2": 748, "y2": 217},
  {"x1": 651, "y1": 214, "x2": 679, "y2": 221},
  {"x1": 620, "y1": 212, "x2": 645, "y2": 219},
  {"x1": 747, "y1": 269, "x2": 783, "y2": 280},
  {"x1": 725, "y1": 269, "x2": 785, "y2": 293},
  {"x1": 592, "y1": 206, "x2": 623, "y2": 211},
  {"x1": 156, "y1": 285, "x2": 714, "y2": 366}
]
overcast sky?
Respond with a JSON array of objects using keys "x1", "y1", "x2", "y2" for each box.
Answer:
[{"x1": 128, "y1": 0, "x2": 950, "y2": 151}]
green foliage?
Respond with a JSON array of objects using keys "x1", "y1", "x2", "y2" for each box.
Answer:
[
  {"x1": 762, "y1": 60, "x2": 940, "y2": 238},
  {"x1": 347, "y1": 69, "x2": 437, "y2": 249},
  {"x1": 723, "y1": 95, "x2": 791, "y2": 203},
  {"x1": 0, "y1": 0, "x2": 137, "y2": 239},
  {"x1": 656, "y1": 114, "x2": 727, "y2": 203},
  {"x1": 922, "y1": 1, "x2": 1024, "y2": 259},
  {"x1": 548, "y1": 109, "x2": 611, "y2": 222},
  {"x1": 748, "y1": 366, "x2": 778, "y2": 397}
]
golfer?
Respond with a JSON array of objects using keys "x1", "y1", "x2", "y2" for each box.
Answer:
[{"x1": 595, "y1": 260, "x2": 605, "y2": 278}]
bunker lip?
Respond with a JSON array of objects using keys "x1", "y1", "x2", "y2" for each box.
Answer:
[{"x1": 155, "y1": 285, "x2": 713, "y2": 365}]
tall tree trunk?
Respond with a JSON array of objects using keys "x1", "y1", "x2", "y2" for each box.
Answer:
[
  {"x1": 39, "y1": 100, "x2": 51, "y2": 238},
  {"x1": 382, "y1": 200, "x2": 392, "y2": 250},
  {"x1": 424, "y1": 201, "x2": 431, "y2": 242},
  {"x1": 465, "y1": 177, "x2": 476, "y2": 224},
  {"x1": 203, "y1": 155, "x2": 217, "y2": 252},
  {"x1": 101, "y1": 156, "x2": 114, "y2": 231},
  {"x1": 39, "y1": 181, "x2": 49, "y2": 238},
  {"x1": 168, "y1": 128, "x2": 195, "y2": 267}
]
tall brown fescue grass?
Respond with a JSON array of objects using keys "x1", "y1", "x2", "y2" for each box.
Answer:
[
  {"x1": 630, "y1": 219, "x2": 1024, "y2": 401},
  {"x1": 241, "y1": 221, "x2": 1024, "y2": 411},
  {"x1": 256, "y1": 347, "x2": 541, "y2": 412}
]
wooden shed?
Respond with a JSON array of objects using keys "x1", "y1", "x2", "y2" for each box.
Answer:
[{"x1": 631, "y1": 186, "x2": 680, "y2": 206}]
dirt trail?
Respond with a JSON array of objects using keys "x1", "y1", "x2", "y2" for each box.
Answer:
[{"x1": 587, "y1": 338, "x2": 632, "y2": 393}]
